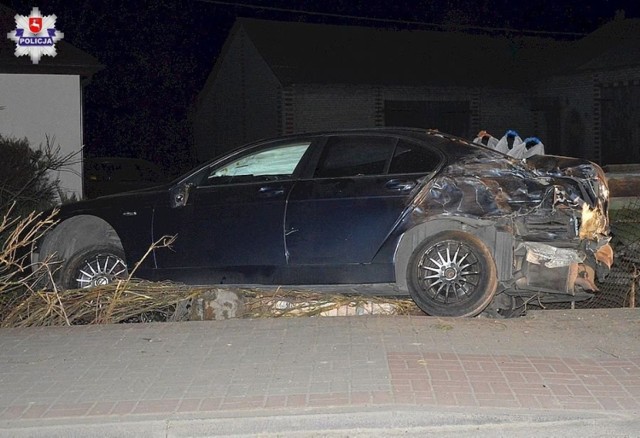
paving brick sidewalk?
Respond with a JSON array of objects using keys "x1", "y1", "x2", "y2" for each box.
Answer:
[{"x1": 0, "y1": 308, "x2": 639, "y2": 433}]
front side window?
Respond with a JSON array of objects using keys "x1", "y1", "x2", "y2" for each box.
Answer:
[{"x1": 206, "y1": 142, "x2": 311, "y2": 184}]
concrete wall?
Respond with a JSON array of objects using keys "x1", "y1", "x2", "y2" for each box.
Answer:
[{"x1": 0, "y1": 73, "x2": 83, "y2": 199}]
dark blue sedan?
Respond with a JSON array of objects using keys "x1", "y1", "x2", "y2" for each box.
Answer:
[{"x1": 33, "y1": 128, "x2": 613, "y2": 317}]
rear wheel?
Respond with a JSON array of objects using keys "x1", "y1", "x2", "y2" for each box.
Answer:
[
  {"x1": 60, "y1": 244, "x2": 128, "y2": 290},
  {"x1": 407, "y1": 230, "x2": 498, "y2": 317}
]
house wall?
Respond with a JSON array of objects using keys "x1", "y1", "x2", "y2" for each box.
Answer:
[
  {"x1": 596, "y1": 66, "x2": 640, "y2": 165},
  {"x1": 287, "y1": 83, "x2": 533, "y2": 141},
  {"x1": 535, "y1": 66, "x2": 640, "y2": 164},
  {"x1": 288, "y1": 84, "x2": 378, "y2": 133},
  {"x1": 193, "y1": 28, "x2": 281, "y2": 160},
  {"x1": 597, "y1": 66, "x2": 640, "y2": 84},
  {"x1": 384, "y1": 86, "x2": 477, "y2": 136},
  {"x1": 600, "y1": 80, "x2": 640, "y2": 164},
  {"x1": 196, "y1": 19, "x2": 640, "y2": 165},
  {"x1": 536, "y1": 72, "x2": 597, "y2": 160},
  {"x1": 0, "y1": 73, "x2": 83, "y2": 199},
  {"x1": 476, "y1": 87, "x2": 535, "y2": 139}
]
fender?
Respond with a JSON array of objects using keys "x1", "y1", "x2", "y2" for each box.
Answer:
[
  {"x1": 394, "y1": 217, "x2": 514, "y2": 291},
  {"x1": 37, "y1": 215, "x2": 122, "y2": 262}
]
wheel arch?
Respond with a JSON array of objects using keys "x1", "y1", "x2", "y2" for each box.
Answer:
[
  {"x1": 36, "y1": 215, "x2": 125, "y2": 269},
  {"x1": 394, "y1": 217, "x2": 511, "y2": 292}
]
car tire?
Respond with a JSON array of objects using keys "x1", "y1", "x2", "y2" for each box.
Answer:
[
  {"x1": 407, "y1": 230, "x2": 498, "y2": 317},
  {"x1": 59, "y1": 244, "x2": 128, "y2": 290}
]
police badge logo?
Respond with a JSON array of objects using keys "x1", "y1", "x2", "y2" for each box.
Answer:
[{"x1": 6, "y1": 7, "x2": 64, "y2": 64}]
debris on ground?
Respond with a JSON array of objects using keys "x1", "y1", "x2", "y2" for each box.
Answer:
[{"x1": 0, "y1": 281, "x2": 421, "y2": 327}]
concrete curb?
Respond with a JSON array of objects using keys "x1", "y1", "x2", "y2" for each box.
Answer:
[{"x1": 2, "y1": 407, "x2": 639, "y2": 437}]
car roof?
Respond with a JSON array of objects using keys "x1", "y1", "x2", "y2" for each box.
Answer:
[{"x1": 237, "y1": 127, "x2": 477, "y2": 149}]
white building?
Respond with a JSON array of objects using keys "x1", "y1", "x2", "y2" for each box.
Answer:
[{"x1": 0, "y1": 4, "x2": 102, "y2": 200}]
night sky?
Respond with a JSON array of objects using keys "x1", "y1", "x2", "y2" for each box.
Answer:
[{"x1": 5, "y1": 0, "x2": 640, "y2": 176}]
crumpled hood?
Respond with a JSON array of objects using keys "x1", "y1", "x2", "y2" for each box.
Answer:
[
  {"x1": 525, "y1": 155, "x2": 609, "y2": 206},
  {"x1": 525, "y1": 154, "x2": 610, "y2": 239},
  {"x1": 420, "y1": 147, "x2": 610, "y2": 243}
]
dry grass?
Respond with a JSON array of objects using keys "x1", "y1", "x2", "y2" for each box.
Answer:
[
  {"x1": 1, "y1": 280, "x2": 204, "y2": 327},
  {"x1": 243, "y1": 288, "x2": 419, "y2": 318},
  {"x1": 0, "y1": 204, "x2": 58, "y2": 296},
  {"x1": 0, "y1": 234, "x2": 195, "y2": 327},
  {"x1": 2, "y1": 282, "x2": 420, "y2": 327}
]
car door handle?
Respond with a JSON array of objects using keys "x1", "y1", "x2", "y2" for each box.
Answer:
[
  {"x1": 385, "y1": 179, "x2": 416, "y2": 192},
  {"x1": 258, "y1": 186, "x2": 285, "y2": 197}
]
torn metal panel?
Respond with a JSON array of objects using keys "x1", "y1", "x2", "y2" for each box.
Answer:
[{"x1": 517, "y1": 242, "x2": 584, "y2": 269}]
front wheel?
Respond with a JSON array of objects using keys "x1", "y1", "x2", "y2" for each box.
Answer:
[
  {"x1": 59, "y1": 244, "x2": 128, "y2": 290},
  {"x1": 407, "y1": 230, "x2": 498, "y2": 317}
]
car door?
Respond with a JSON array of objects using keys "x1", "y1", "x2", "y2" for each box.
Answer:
[
  {"x1": 152, "y1": 139, "x2": 313, "y2": 284},
  {"x1": 285, "y1": 134, "x2": 443, "y2": 276}
]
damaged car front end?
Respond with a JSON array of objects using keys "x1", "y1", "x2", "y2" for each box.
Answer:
[
  {"x1": 504, "y1": 155, "x2": 613, "y2": 314},
  {"x1": 403, "y1": 131, "x2": 613, "y2": 317}
]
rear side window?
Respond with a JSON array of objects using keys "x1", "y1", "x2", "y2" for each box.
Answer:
[
  {"x1": 389, "y1": 140, "x2": 441, "y2": 174},
  {"x1": 314, "y1": 136, "x2": 397, "y2": 178}
]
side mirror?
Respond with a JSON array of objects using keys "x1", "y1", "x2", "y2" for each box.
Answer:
[{"x1": 170, "y1": 183, "x2": 194, "y2": 208}]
